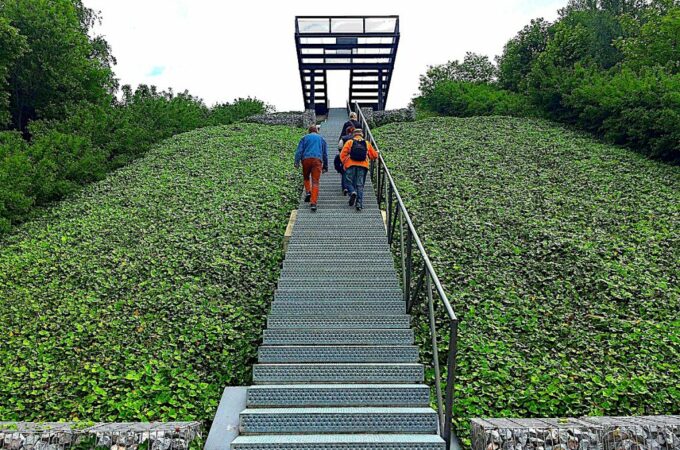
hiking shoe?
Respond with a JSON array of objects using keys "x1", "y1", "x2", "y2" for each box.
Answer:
[
  {"x1": 343, "y1": 189, "x2": 348, "y2": 196},
  {"x1": 304, "y1": 192, "x2": 311, "y2": 203},
  {"x1": 310, "y1": 204, "x2": 317, "y2": 212},
  {"x1": 348, "y1": 192, "x2": 357, "y2": 206}
]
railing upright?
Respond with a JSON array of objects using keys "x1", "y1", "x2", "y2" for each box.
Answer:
[{"x1": 351, "y1": 101, "x2": 460, "y2": 449}]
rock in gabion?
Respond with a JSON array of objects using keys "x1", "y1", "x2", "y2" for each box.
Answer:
[
  {"x1": 245, "y1": 109, "x2": 316, "y2": 128},
  {"x1": 371, "y1": 107, "x2": 416, "y2": 128},
  {"x1": 471, "y1": 417, "x2": 680, "y2": 450},
  {"x1": 0, "y1": 422, "x2": 202, "y2": 450}
]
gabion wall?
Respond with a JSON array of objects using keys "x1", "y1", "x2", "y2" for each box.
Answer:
[
  {"x1": 471, "y1": 416, "x2": 680, "y2": 450},
  {"x1": 245, "y1": 110, "x2": 316, "y2": 128},
  {"x1": 0, "y1": 422, "x2": 203, "y2": 450},
  {"x1": 371, "y1": 107, "x2": 416, "y2": 128}
]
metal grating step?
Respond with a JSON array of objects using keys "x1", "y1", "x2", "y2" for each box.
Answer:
[
  {"x1": 274, "y1": 289, "x2": 403, "y2": 301},
  {"x1": 239, "y1": 407, "x2": 438, "y2": 434},
  {"x1": 245, "y1": 384, "x2": 430, "y2": 407},
  {"x1": 269, "y1": 301, "x2": 405, "y2": 315},
  {"x1": 282, "y1": 261, "x2": 396, "y2": 270},
  {"x1": 277, "y1": 279, "x2": 400, "y2": 289},
  {"x1": 257, "y1": 346, "x2": 419, "y2": 363},
  {"x1": 231, "y1": 434, "x2": 446, "y2": 450},
  {"x1": 266, "y1": 316, "x2": 410, "y2": 329},
  {"x1": 280, "y1": 268, "x2": 397, "y2": 278},
  {"x1": 284, "y1": 251, "x2": 393, "y2": 260},
  {"x1": 252, "y1": 363, "x2": 424, "y2": 384},
  {"x1": 263, "y1": 329, "x2": 413, "y2": 345}
]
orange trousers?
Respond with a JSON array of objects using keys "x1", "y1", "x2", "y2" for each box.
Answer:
[{"x1": 302, "y1": 158, "x2": 322, "y2": 205}]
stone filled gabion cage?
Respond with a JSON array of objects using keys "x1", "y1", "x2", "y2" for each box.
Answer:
[
  {"x1": 245, "y1": 110, "x2": 316, "y2": 128},
  {"x1": 471, "y1": 417, "x2": 680, "y2": 450},
  {"x1": 0, "y1": 422, "x2": 203, "y2": 450}
]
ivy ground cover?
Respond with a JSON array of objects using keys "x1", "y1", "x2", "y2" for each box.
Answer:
[
  {"x1": 0, "y1": 123, "x2": 302, "y2": 421},
  {"x1": 374, "y1": 117, "x2": 679, "y2": 438}
]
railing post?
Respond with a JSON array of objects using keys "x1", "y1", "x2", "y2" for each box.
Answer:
[
  {"x1": 444, "y1": 319, "x2": 459, "y2": 449},
  {"x1": 427, "y1": 275, "x2": 445, "y2": 434}
]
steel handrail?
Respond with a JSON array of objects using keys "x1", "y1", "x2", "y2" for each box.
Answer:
[{"x1": 350, "y1": 101, "x2": 460, "y2": 449}]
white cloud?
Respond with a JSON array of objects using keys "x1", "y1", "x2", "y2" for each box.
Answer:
[{"x1": 84, "y1": 0, "x2": 564, "y2": 110}]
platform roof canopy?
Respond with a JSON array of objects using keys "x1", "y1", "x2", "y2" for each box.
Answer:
[{"x1": 295, "y1": 16, "x2": 400, "y2": 115}]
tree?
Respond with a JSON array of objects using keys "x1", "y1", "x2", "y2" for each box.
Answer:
[
  {"x1": 0, "y1": 18, "x2": 25, "y2": 128},
  {"x1": 419, "y1": 52, "x2": 497, "y2": 96},
  {"x1": 497, "y1": 18, "x2": 551, "y2": 92},
  {"x1": 1, "y1": 0, "x2": 116, "y2": 131},
  {"x1": 617, "y1": 6, "x2": 680, "y2": 73}
]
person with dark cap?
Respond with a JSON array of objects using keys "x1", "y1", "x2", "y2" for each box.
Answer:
[
  {"x1": 335, "y1": 124, "x2": 355, "y2": 195},
  {"x1": 340, "y1": 128, "x2": 378, "y2": 212},
  {"x1": 340, "y1": 112, "x2": 361, "y2": 138},
  {"x1": 295, "y1": 124, "x2": 328, "y2": 212}
]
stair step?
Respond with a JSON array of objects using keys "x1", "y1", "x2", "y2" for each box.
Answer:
[
  {"x1": 266, "y1": 316, "x2": 409, "y2": 329},
  {"x1": 246, "y1": 384, "x2": 430, "y2": 407},
  {"x1": 288, "y1": 237, "x2": 388, "y2": 245},
  {"x1": 239, "y1": 407, "x2": 438, "y2": 434},
  {"x1": 270, "y1": 301, "x2": 405, "y2": 315},
  {"x1": 286, "y1": 244, "x2": 389, "y2": 252},
  {"x1": 263, "y1": 329, "x2": 413, "y2": 345},
  {"x1": 283, "y1": 261, "x2": 395, "y2": 269},
  {"x1": 277, "y1": 279, "x2": 400, "y2": 289},
  {"x1": 274, "y1": 289, "x2": 403, "y2": 301},
  {"x1": 232, "y1": 434, "x2": 446, "y2": 450},
  {"x1": 284, "y1": 251, "x2": 392, "y2": 259},
  {"x1": 252, "y1": 363, "x2": 423, "y2": 384},
  {"x1": 258, "y1": 346, "x2": 419, "y2": 363},
  {"x1": 280, "y1": 268, "x2": 397, "y2": 278}
]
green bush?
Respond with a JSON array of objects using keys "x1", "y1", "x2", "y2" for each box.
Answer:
[
  {"x1": 416, "y1": 81, "x2": 535, "y2": 118},
  {"x1": 27, "y1": 129, "x2": 106, "y2": 203},
  {"x1": 0, "y1": 88, "x2": 267, "y2": 235},
  {"x1": 0, "y1": 123, "x2": 303, "y2": 422},
  {"x1": 209, "y1": 98, "x2": 270, "y2": 126},
  {"x1": 0, "y1": 131, "x2": 32, "y2": 232},
  {"x1": 565, "y1": 66, "x2": 680, "y2": 160},
  {"x1": 375, "y1": 117, "x2": 680, "y2": 444}
]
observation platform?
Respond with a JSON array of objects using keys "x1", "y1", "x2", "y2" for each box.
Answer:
[{"x1": 295, "y1": 16, "x2": 400, "y2": 115}]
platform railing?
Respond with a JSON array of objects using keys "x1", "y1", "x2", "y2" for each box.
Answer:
[{"x1": 349, "y1": 101, "x2": 460, "y2": 448}]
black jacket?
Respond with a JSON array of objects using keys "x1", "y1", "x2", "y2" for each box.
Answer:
[{"x1": 340, "y1": 120, "x2": 361, "y2": 138}]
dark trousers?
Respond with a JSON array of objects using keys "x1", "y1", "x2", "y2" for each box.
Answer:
[{"x1": 345, "y1": 166, "x2": 368, "y2": 207}]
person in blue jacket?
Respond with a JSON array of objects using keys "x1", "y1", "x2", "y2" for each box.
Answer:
[{"x1": 294, "y1": 125, "x2": 328, "y2": 212}]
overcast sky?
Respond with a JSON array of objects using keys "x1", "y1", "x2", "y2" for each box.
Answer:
[{"x1": 84, "y1": 0, "x2": 564, "y2": 111}]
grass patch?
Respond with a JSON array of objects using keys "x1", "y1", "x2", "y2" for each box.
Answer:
[
  {"x1": 0, "y1": 123, "x2": 303, "y2": 421},
  {"x1": 375, "y1": 116, "x2": 680, "y2": 440}
]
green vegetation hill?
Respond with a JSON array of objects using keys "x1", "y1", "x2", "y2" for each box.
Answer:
[
  {"x1": 0, "y1": 123, "x2": 302, "y2": 421},
  {"x1": 375, "y1": 116, "x2": 679, "y2": 438}
]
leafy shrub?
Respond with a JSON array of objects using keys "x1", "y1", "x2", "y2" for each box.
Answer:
[
  {"x1": 0, "y1": 123, "x2": 302, "y2": 421},
  {"x1": 419, "y1": 52, "x2": 497, "y2": 96},
  {"x1": 0, "y1": 131, "x2": 32, "y2": 232},
  {"x1": 209, "y1": 98, "x2": 270, "y2": 126},
  {"x1": 375, "y1": 117, "x2": 680, "y2": 444},
  {"x1": 416, "y1": 81, "x2": 535, "y2": 118},
  {"x1": 0, "y1": 88, "x2": 267, "y2": 235},
  {"x1": 27, "y1": 128, "x2": 106, "y2": 203},
  {"x1": 565, "y1": 66, "x2": 680, "y2": 160}
]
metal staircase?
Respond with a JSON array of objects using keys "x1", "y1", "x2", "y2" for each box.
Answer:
[{"x1": 230, "y1": 108, "x2": 447, "y2": 449}]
